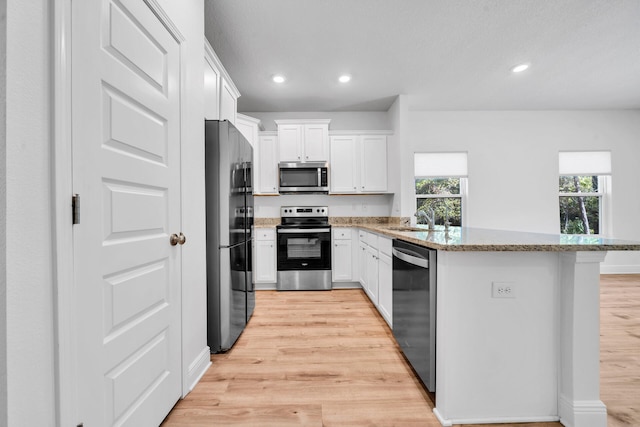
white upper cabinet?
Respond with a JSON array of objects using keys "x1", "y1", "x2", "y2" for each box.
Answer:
[
  {"x1": 330, "y1": 133, "x2": 389, "y2": 194},
  {"x1": 237, "y1": 114, "x2": 275, "y2": 195},
  {"x1": 220, "y1": 77, "x2": 238, "y2": 124},
  {"x1": 330, "y1": 135, "x2": 358, "y2": 193},
  {"x1": 360, "y1": 135, "x2": 388, "y2": 193},
  {"x1": 236, "y1": 114, "x2": 261, "y2": 146},
  {"x1": 275, "y1": 119, "x2": 330, "y2": 162},
  {"x1": 203, "y1": 56, "x2": 220, "y2": 120},
  {"x1": 204, "y1": 39, "x2": 239, "y2": 124},
  {"x1": 277, "y1": 124, "x2": 304, "y2": 161},
  {"x1": 257, "y1": 132, "x2": 279, "y2": 195}
]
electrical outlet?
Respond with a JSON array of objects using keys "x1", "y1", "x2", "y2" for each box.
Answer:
[{"x1": 492, "y1": 282, "x2": 516, "y2": 299}]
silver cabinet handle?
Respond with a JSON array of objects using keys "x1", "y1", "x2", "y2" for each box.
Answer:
[
  {"x1": 178, "y1": 232, "x2": 186, "y2": 245},
  {"x1": 170, "y1": 234, "x2": 179, "y2": 246}
]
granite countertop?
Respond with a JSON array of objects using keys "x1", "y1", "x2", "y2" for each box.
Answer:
[
  {"x1": 357, "y1": 224, "x2": 640, "y2": 252},
  {"x1": 253, "y1": 217, "x2": 640, "y2": 251}
]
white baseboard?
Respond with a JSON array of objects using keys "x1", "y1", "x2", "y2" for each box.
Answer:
[
  {"x1": 255, "y1": 282, "x2": 363, "y2": 290},
  {"x1": 331, "y1": 281, "x2": 362, "y2": 289},
  {"x1": 559, "y1": 395, "x2": 607, "y2": 427},
  {"x1": 600, "y1": 265, "x2": 640, "y2": 274},
  {"x1": 433, "y1": 408, "x2": 453, "y2": 426},
  {"x1": 184, "y1": 346, "x2": 211, "y2": 396},
  {"x1": 434, "y1": 407, "x2": 559, "y2": 427}
]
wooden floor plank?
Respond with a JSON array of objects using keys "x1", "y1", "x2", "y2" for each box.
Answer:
[{"x1": 163, "y1": 275, "x2": 640, "y2": 426}]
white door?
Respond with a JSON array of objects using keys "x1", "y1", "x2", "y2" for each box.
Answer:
[{"x1": 72, "y1": 0, "x2": 182, "y2": 425}]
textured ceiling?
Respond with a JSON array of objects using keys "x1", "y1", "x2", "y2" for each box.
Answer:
[{"x1": 204, "y1": 0, "x2": 640, "y2": 112}]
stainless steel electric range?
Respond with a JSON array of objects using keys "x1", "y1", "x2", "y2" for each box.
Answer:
[{"x1": 276, "y1": 206, "x2": 332, "y2": 290}]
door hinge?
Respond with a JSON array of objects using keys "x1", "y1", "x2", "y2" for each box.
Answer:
[{"x1": 72, "y1": 194, "x2": 80, "y2": 225}]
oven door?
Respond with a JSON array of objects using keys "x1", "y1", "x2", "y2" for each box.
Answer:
[{"x1": 277, "y1": 228, "x2": 331, "y2": 271}]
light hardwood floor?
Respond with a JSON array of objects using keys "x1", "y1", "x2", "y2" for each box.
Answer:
[{"x1": 162, "y1": 274, "x2": 640, "y2": 426}]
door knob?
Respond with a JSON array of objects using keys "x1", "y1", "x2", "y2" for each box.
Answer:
[
  {"x1": 170, "y1": 233, "x2": 179, "y2": 246},
  {"x1": 178, "y1": 232, "x2": 186, "y2": 245}
]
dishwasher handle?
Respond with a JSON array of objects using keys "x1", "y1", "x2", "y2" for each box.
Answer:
[{"x1": 392, "y1": 247, "x2": 429, "y2": 269}]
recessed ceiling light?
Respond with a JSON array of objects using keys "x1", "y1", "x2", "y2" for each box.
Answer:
[
  {"x1": 511, "y1": 63, "x2": 530, "y2": 73},
  {"x1": 338, "y1": 75, "x2": 351, "y2": 83},
  {"x1": 272, "y1": 75, "x2": 286, "y2": 83}
]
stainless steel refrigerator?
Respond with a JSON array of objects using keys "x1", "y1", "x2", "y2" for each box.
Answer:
[{"x1": 205, "y1": 120, "x2": 255, "y2": 353}]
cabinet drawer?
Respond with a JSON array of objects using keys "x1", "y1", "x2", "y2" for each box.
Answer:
[
  {"x1": 378, "y1": 237, "x2": 392, "y2": 257},
  {"x1": 333, "y1": 228, "x2": 352, "y2": 240},
  {"x1": 255, "y1": 228, "x2": 275, "y2": 241}
]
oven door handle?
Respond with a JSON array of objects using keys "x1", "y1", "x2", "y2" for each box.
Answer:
[{"x1": 277, "y1": 228, "x2": 331, "y2": 234}]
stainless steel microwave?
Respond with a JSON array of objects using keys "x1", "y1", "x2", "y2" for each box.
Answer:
[{"x1": 278, "y1": 162, "x2": 329, "y2": 194}]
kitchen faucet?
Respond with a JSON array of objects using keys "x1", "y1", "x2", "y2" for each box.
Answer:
[{"x1": 415, "y1": 207, "x2": 435, "y2": 230}]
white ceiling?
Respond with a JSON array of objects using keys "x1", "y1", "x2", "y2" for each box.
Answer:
[{"x1": 204, "y1": 0, "x2": 640, "y2": 112}]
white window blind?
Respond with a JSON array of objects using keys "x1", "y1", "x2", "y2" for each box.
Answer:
[
  {"x1": 559, "y1": 151, "x2": 611, "y2": 175},
  {"x1": 414, "y1": 152, "x2": 468, "y2": 177}
]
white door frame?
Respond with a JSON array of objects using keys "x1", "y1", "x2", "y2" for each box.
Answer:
[{"x1": 52, "y1": 1, "x2": 186, "y2": 425}]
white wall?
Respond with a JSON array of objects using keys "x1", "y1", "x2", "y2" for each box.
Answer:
[
  {"x1": 5, "y1": 0, "x2": 56, "y2": 424},
  {"x1": 0, "y1": 0, "x2": 7, "y2": 423},
  {"x1": 156, "y1": 0, "x2": 208, "y2": 396},
  {"x1": 387, "y1": 95, "x2": 411, "y2": 220},
  {"x1": 254, "y1": 194, "x2": 393, "y2": 218},
  {"x1": 3, "y1": 1, "x2": 206, "y2": 425},
  {"x1": 406, "y1": 110, "x2": 640, "y2": 272}
]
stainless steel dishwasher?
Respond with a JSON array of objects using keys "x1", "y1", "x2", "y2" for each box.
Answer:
[{"x1": 392, "y1": 239, "x2": 437, "y2": 392}]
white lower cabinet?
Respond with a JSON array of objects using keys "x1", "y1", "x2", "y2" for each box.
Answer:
[
  {"x1": 254, "y1": 228, "x2": 276, "y2": 283},
  {"x1": 332, "y1": 228, "x2": 353, "y2": 282},
  {"x1": 357, "y1": 229, "x2": 392, "y2": 326},
  {"x1": 377, "y1": 251, "x2": 392, "y2": 326},
  {"x1": 365, "y1": 245, "x2": 379, "y2": 305}
]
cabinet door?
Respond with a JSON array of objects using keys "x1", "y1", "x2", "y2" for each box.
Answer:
[
  {"x1": 330, "y1": 136, "x2": 358, "y2": 193},
  {"x1": 258, "y1": 135, "x2": 279, "y2": 194},
  {"x1": 203, "y1": 57, "x2": 220, "y2": 120},
  {"x1": 278, "y1": 124, "x2": 303, "y2": 161},
  {"x1": 332, "y1": 238, "x2": 353, "y2": 282},
  {"x1": 255, "y1": 239, "x2": 276, "y2": 283},
  {"x1": 358, "y1": 241, "x2": 368, "y2": 289},
  {"x1": 235, "y1": 117, "x2": 258, "y2": 146},
  {"x1": 220, "y1": 77, "x2": 237, "y2": 124},
  {"x1": 366, "y1": 246, "x2": 379, "y2": 305},
  {"x1": 378, "y1": 251, "x2": 392, "y2": 327},
  {"x1": 303, "y1": 124, "x2": 328, "y2": 161},
  {"x1": 361, "y1": 135, "x2": 387, "y2": 192}
]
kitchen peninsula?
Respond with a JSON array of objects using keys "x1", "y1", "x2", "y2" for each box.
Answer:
[
  {"x1": 360, "y1": 224, "x2": 640, "y2": 427},
  {"x1": 254, "y1": 217, "x2": 639, "y2": 426}
]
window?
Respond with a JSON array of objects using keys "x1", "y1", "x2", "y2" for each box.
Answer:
[
  {"x1": 558, "y1": 151, "x2": 611, "y2": 235},
  {"x1": 414, "y1": 152, "x2": 468, "y2": 226}
]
